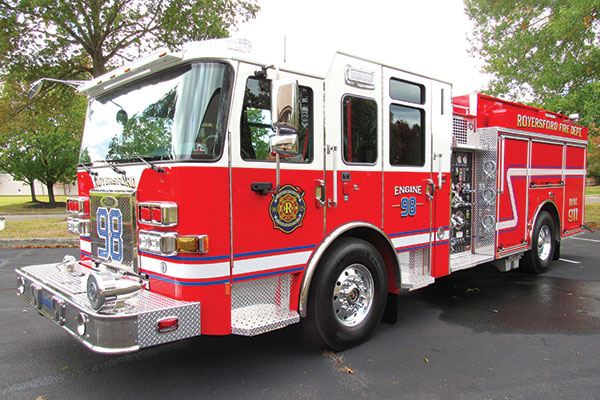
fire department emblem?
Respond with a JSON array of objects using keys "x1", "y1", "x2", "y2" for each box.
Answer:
[{"x1": 269, "y1": 184, "x2": 306, "y2": 234}]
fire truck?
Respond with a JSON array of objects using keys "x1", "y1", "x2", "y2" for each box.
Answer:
[{"x1": 16, "y1": 38, "x2": 589, "y2": 353}]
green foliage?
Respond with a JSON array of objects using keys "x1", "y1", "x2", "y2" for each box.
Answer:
[
  {"x1": 0, "y1": 0, "x2": 258, "y2": 202},
  {"x1": 0, "y1": 76, "x2": 85, "y2": 203},
  {"x1": 465, "y1": 0, "x2": 600, "y2": 175},
  {"x1": 0, "y1": 0, "x2": 259, "y2": 78},
  {"x1": 106, "y1": 89, "x2": 175, "y2": 159}
]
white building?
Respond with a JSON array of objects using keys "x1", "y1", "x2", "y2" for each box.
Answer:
[{"x1": 0, "y1": 173, "x2": 76, "y2": 196}]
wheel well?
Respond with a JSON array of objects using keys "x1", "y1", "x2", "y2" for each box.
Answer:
[
  {"x1": 338, "y1": 228, "x2": 400, "y2": 293},
  {"x1": 298, "y1": 223, "x2": 400, "y2": 318},
  {"x1": 536, "y1": 202, "x2": 561, "y2": 240}
]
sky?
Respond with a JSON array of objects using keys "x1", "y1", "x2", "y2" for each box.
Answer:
[{"x1": 233, "y1": 0, "x2": 491, "y2": 96}]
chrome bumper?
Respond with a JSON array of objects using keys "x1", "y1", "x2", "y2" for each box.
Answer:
[{"x1": 16, "y1": 263, "x2": 201, "y2": 354}]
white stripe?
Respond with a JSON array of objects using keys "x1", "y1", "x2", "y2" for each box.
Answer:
[
  {"x1": 558, "y1": 258, "x2": 581, "y2": 264},
  {"x1": 80, "y1": 239, "x2": 91, "y2": 253},
  {"x1": 571, "y1": 237, "x2": 600, "y2": 243},
  {"x1": 140, "y1": 255, "x2": 230, "y2": 280},
  {"x1": 391, "y1": 233, "x2": 430, "y2": 249},
  {"x1": 497, "y1": 167, "x2": 586, "y2": 231},
  {"x1": 233, "y1": 250, "x2": 312, "y2": 275}
]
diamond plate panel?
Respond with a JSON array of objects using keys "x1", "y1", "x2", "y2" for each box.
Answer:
[
  {"x1": 138, "y1": 303, "x2": 201, "y2": 348},
  {"x1": 231, "y1": 274, "x2": 299, "y2": 336},
  {"x1": 398, "y1": 247, "x2": 430, "y2": 277},
  {"x1": 231, "y1": 304, "x2": 299, "y2": 336},
  {"x1": 472, "y1": 128, "x2": 498, "y2": 257}
]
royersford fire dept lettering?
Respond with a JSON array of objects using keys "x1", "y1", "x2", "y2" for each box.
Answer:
[
  {"x1": 94, "y1": 176, "x2": 136, "y2": 188},
  {"x1": 516, "y1": 114, "x2": 582, "y2": 137},
  {"x1": 394, "y1": 185, "x2": 422, "y2": 196}
]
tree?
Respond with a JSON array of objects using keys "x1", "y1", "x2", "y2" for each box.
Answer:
[
  {"x1": 0, "y1": 76, "x2": 85, "y2": 203},
  {"x1": 0, "y1": 0, "x2": 259, "y2": 78},
  {"x1": 465, "y1": 0, "x2": 600, "y2": 177},
  {"x1": 0, "y1": 0, "x2": 258, "y2": 203}
]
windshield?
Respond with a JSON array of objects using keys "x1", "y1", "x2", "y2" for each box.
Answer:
[{"x1": 79, "y1": 62, "x2": 233, "y2": 164}]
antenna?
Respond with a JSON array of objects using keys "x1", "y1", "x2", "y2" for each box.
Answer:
[{"x1": 284, "y1": 36, "x2": 287, "y2": 63}]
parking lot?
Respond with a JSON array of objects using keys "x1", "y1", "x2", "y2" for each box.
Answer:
[{"x1": 2, "y1": 231, "x2": 600, "y2": 400}]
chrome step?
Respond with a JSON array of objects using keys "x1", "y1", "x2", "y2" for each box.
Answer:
[{"x1": 231, "y1": 304, "x2": 299, "y2": 336}]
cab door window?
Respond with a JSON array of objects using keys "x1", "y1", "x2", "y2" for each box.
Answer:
[
  {"x1": 240, "y1": 77, "x2": 313, "y2": 162},
  {"x1": 342, "y1": 96, "x2": 378, "y2": 164}
]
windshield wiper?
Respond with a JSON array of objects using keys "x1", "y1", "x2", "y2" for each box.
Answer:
[
  {"x1": 130, "y1": 154, "x2": 166, "y2": 174},
  {"x1": 78, "y1": 163, "x2": 98, "y2": 177},
  {"x1": 102, "y1": 159, "x2": 126, "y2": 175}
]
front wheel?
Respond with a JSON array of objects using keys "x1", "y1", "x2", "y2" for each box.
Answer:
[
  {"x1": 521, "y1": 211, "x2": 555, "y2": 274},
  {"x1": 307, "y1": 237, "x2": 387, "y2": 351}
]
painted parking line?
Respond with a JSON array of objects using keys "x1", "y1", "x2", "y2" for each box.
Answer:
[
  {"x1": 558, "y1": 258, "x2": 581, "y2": 264},
  {"x1": 571, "y1": 237, "x2": 600, "y2": 243}
]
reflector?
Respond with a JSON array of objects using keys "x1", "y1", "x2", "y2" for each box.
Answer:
[{"x1": 157, "y1": 317, "x2": 179, "y2": 333}]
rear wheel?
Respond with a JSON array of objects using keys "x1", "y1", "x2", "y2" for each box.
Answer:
[
  {"x1": 521, "y1": 211, "x2": 555, "y2": 274},
  {"x1": 307, "y1": 237, "x2": 387, "y2": 350}
]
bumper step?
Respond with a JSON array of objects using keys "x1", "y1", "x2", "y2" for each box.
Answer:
[{"x1": 16, "y1": 263, "x2": 201, "y2": 353}]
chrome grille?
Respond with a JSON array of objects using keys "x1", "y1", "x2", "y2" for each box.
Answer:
[{"x1": 90, "y1": 189, "x2": 137, "y2": 272}]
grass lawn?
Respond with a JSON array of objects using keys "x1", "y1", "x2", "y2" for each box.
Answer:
[
  {"x1": 0, "y1": 218, "x2": 70, "y2": 239},
  {"x1": 586, "y1": 186, "x2": 600, "y2": 195},
  {"x1": 0, "y1": 195, "x2": 67, "y2": 214},
  {"x1": 585, "y1": 203, "x2": 600, "y2": 228}
]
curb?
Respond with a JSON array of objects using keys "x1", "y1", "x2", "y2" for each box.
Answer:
[{"x1": 0, "y1": 238, "x2": 79, "y2": 248}]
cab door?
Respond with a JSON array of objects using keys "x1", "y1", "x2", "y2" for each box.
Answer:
[
  {"x1": 323, "y1": 56, "x2": 383, "y2": 233},
  {"x1": 229, "y1": 64, "x2": 324, "y2": 316},
  {"x1": 381, "y1": 67, "x2": 436, "y2": 283}
]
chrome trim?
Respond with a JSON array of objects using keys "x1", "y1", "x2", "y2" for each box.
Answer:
[
  {"x1": 16, "y1": 264, "x2": 201, "y2": 354},
  {"x1": 66, "y1": 196, "x2": 88, "y2": 215},
  {"x1": 498, "y1": 129, "x2": 587, "y2": 145},
  {"x1": 332, "y1": 263, "x2": 374, "y2": 327},
  {"x1": 90, "y1": 188, "x2": 138, "y2": 272},
  {"x1": 298, "y1": 221, "x2": 397, "y2": 317},
  {"x1": 528, "y1": 200, "x2": 561, "y2": 248},
  {"x1": 138, "y1": 201, "x2": 178, "y2": 227}
]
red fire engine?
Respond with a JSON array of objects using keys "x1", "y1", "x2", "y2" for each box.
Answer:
[{"x1": 17, "y1": 39, "x2": 589, "y2": 353}]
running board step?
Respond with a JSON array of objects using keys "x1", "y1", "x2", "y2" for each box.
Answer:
[
  {"x1": 231, "y1": 304, "x2": 299, "y2": 336},
  {"x1": 401, "y1": 272, "x2": 435, "y2": 290}
]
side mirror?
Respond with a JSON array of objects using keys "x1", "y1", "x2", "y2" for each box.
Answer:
[
  {"x1": 28, "y1": 80, "x2": 44, "y2": 99},
  {"x1": 271, "y1": 79, "x2": 300, "y2": 133},
  {"x1": 270, "y1": 134, "x2": 299, "y2": 156}
]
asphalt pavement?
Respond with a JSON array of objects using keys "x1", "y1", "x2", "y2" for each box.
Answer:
[{"x1": 1, "y1": 231, "x2": 600, "y2": 399}]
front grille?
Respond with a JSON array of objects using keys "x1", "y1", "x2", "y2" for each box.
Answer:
[{"x1": 90, "y1": 189, "x2": 137, "y2": 272}]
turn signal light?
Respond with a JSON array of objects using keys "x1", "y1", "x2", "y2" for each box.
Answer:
[
  {"x1": 176, "y1": 235, "x2": 209, "y2": 253},
  {"x1": 139, "y1": 231, "x2": 209, "y2": 256}
]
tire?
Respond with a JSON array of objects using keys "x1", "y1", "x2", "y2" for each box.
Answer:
[
  {"x1": 307, "y1": 237, "x2": 387, "y2": 351},
  {"x1": 521, "y1": 211, "x2": 555, "y2": 274}
]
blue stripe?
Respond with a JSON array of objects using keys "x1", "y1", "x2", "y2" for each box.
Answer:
[
  {"x1": 145, "y1": 272, "x2": 229, "y2": 286},
  {"x1": 396, "y1": 243, "x2": 430, "y2": 253},
  {"x1": 138, "y1": 250, "x2": 230, "y2": 262},
  {"x1": 232, "y1": 267, "x2": 304, "y2": 282},
  {"x1": 234, "y1": 244, "x2": 315, "y2": 258},
  {"x1": 389, "y1": 228, "x2": 431, "y2": 237}
]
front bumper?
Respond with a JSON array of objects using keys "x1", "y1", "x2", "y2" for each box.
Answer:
[{"x1": 16, "y1": 263, "x2": 201, "y2": 354}]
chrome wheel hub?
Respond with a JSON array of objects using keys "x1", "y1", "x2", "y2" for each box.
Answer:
[
  {"x1": 537, "y1": 225, "x2": 552, "y2": 262},
  {"x1": 332, "y1": 264, "x2": 374, "y2": 327}
]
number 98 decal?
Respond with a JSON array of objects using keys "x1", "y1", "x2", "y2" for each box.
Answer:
[
  {"x1": 97, "y1": 207, "x2": 123, "y2": 262},
  {"x1": 401, "y1": 197, "x2": 417, "y2": 217}
]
